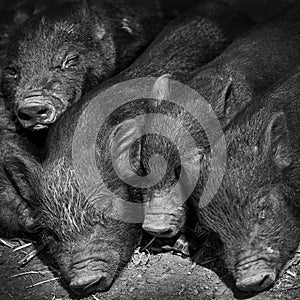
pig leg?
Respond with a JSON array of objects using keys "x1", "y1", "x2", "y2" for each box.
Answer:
[
  {"x1": 12, "y1": 193, "x2": 35, "y2": 230},
  {"x1": 0, "y1": 191, "x2": 35, "y2": 235},
  {"x1": 173, "y1": 234, "x2": 190, "y2": 256},
  {"x1": 0, "y1": 155, "x2": 41, "y2": 236},
  {"x1": 173, "y1": 204, "x2": 204, "y2": 257}
]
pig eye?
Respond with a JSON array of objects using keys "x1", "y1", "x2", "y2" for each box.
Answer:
[
  {"x1": 92, "y1": 212, "x2": 109, "y2": 225},
  {"x1": 3, "y1": 66, "x2": 19, "y2": 80},
  {"x1": 100, "y1": 213, "x2": 109, "y2": 224},
  {"x1": 62, "y1": 53, "x2": 80, "y2": 70}
]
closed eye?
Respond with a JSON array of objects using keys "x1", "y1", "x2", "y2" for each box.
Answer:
[{"x1": 61, "y1": 52, "x2": 80, "y2": 70}]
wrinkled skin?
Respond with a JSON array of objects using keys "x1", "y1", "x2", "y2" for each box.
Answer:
[
  {"x1": 139, "y1": 1, "x2": 300, "y2": 241},
  {"x1": 35, "y1": 2, "x2": 253, "y2": 295},
  {"x1": 37, "y1": 98, "x2": 149, "y2": 295},
  {"x1": 117, "y1": 0, "x2": 253, "y2": 238},
  {"x1": 194, "y1": 66, "x2": 300, "y2": 292},
  {"x1": 1, "y1": 0, "x2": 185, "y2": 130},
  {"x1": 39, "y1": 158, "x2": 142, "y2": 295},
  {"x1": 0, "y1": 101, "x2": 42, "y2": 237}
]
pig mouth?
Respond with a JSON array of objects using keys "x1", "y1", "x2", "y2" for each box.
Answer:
[
  {"x1": 70, "y1": 273, "x2": 110, "y2": 295},
  {"x1": 16, "y1": 95, "x2": 67, "y2": 129},
  {"x1": 235, "y1": 257, "x2": 277, "y2": 292},
  {"x1": 143, "y1": 213, "x2": 182, "y2": 238}
]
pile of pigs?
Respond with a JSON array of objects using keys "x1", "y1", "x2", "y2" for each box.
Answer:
[{"x1": 0, "y1": 0, "x2": 300, "y2": 297}]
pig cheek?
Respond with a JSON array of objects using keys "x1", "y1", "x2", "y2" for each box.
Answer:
[
  {"x1": 272, "y1": 209, "x2": 300, "y2": 262},
  {"x1": 55, "y1": 71, "x2": 84, "y2": 106},
  {"x1": 44, "y1": 80, "x2": 81, "y2": 124},
  {"x1": 260, "y1": 195, "x2": 300, "y2": 247}
]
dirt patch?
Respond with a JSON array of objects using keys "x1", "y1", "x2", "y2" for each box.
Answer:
[{"x1": 0, "y1": 238, "x2": 299, "y2": 300}]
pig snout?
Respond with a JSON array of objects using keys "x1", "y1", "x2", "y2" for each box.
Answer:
[
  {"x1": 70, "y1": 272, "x2": 108, "y2": 295},
  {"x1": 68, "y1": 252, "x2": 119, "y2": 295},
  {"x1": 17, "y1": 95, "x2": 57, "y2": 129},
  {"x1": 235, "y1": 251, "x2": 276, "y2": 292},
  {"x1": 143, "y1": 213, "x2": 181, "y2": 238}
]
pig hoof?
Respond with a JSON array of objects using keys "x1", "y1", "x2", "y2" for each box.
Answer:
[{"x1": 174, "y1": 234, "x2": 190, "y2": 256}]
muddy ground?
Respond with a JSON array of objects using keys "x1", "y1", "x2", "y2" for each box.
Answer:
[{"x1": 0, "y1": 236, "x2": 299, "y2": 300}]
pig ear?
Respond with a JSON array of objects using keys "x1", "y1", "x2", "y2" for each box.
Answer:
[
  {"x1": 13, "y1": 3, "x2": 35, "y2": 25},
  {"x1": 3, "y1": 154, "x2": 41, "y2": 204},
  {"x1": 81, "y1": 0, "x2": 106, "y2": 40},
  {"x1": 150, "y1": 74, "x2": 171, "y2": 102},
  {"x1": 214, "y1": 77, "x2": 233, "y2": 123},
  {"x1": 109, "y1": 119, "x2": 142, "y2": 180},
  {"x1": 262, "y1": 112, "x2": 292, "y2": 169}
]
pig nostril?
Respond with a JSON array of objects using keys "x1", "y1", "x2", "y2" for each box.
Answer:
[
  {"x1": 259, "y1": 274, "x2": 269, "y2": 286},
  {"x1": 37, "y1": 108, "x2": 48, "y2": 115},
  {"x1": 236, "y1": 270, "x2": 276, "y2": 292},
  {"x1": 258, "y1": 273, "x2": 274, "y2": 288},
  {"x1": 17, "y1": 103, "x2": 55, "y2": 124},
  {"x1": 17, "y1": 111, "x2": 33, "y2": 121}
]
